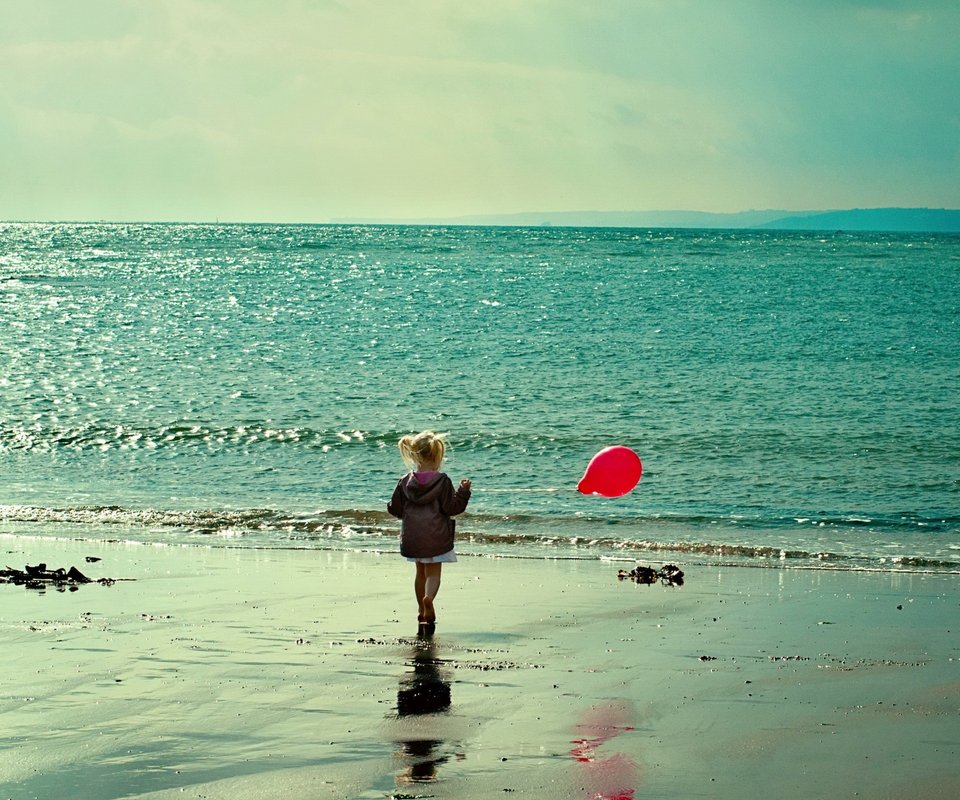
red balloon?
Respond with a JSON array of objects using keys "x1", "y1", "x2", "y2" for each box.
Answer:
[{"x1": 577, "y1": 446, "x2": 642, "y2": 497}]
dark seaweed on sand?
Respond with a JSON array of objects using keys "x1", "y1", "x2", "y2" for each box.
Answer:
[
  {"x1": 1, "y1": 562, "x2": 120, "y2": 592},
  {"x1": 617, "y1": 563, "x2": 685, "y2": 587}
]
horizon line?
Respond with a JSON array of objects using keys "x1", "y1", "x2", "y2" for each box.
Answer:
[{"x1": 3, "y1": 206, "x2": 960, "y2": 230}]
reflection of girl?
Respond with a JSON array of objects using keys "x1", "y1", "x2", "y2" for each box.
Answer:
[
  {"x1": 387, "y1": 431, "x2": 471, "y2": 630},
  {"x1": 397, "y1": 643, "x2": 452, "y2": 717},
  {"x1": 395, "y1": 639, "x2": 453, "y2": 783}
]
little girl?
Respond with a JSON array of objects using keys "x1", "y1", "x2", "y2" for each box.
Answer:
[{"x1": 387, "y1": 431, "x2": 471, "y2": 631}]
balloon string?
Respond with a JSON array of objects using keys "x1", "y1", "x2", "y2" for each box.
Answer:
[{"x1": 473, "y1": 487, "x2": 577, "y2": 494}]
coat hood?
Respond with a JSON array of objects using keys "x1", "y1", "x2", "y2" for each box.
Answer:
[{"x1": 399, "y1": 472, "x2": 447, "y2": 504}]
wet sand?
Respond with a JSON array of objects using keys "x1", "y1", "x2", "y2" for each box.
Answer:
[{"x1": 1, "y1": 538, "x2": 958, "y2": 799}]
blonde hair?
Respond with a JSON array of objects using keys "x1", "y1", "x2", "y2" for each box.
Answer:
[{"x1": 398, "y1": 430, "x2": 447, "y2": 470}]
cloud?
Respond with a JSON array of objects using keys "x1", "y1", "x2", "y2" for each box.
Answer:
[{"x1": 0, "y1": 0, "x2": 957, "y2": 220}]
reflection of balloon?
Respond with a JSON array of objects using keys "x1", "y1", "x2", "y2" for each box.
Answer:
[{"x1": 577, "y1": 446, "x2": 642, "y2": 497}]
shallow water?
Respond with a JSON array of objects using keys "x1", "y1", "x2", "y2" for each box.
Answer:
[{"x1": 2, "y1": 222, "x2": 958, "y2": 571}]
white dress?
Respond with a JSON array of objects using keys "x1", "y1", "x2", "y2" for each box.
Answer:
[{"x1": 405, "y1": 549, "x2": 457, "y2": 564}]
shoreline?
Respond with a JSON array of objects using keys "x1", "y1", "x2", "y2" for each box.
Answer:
[
  {"x1": 2, "y1": 537, "x2": 958, "y2": 799},
  {"x1": 3, "y1": 530, "x2": 959, "y2": 578}
]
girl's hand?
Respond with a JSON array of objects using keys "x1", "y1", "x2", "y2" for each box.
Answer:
[{"x1": 460, "y1": 479, "x2": 472, "y2": 491}]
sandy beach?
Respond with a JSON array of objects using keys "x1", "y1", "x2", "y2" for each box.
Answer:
[{"x1": 1, "y1": 537, "x2": 958, "y2": 800}]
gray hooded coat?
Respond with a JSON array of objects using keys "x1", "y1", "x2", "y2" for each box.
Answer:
[{"x1": 387, "y1": 472, "x2": 471, "y2": 559}]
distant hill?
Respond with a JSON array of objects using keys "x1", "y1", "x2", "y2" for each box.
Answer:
[
  {"x1": 414, "y1": 209, "x2": 808, "y2": 229},
  {"x1": 336, "y1": 207, "x2": 960, "y2": 232},
  {"x1": 338, "y1": 209, "x2": 813, "y2": 229},
  {"x1": 759, "y1": 208, "x2": 960, "y2": 232}
]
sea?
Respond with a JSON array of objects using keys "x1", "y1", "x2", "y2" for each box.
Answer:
[{"x1": 2, "y1": 222, "x2": 958, "y2": 574}]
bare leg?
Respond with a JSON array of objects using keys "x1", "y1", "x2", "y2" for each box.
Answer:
[
  {"x1": 422, "y1": 563, "x2": 442, "y2": 623},
  {"x1": 414, "y1": 562, "x2": 427, "y2": 622}
]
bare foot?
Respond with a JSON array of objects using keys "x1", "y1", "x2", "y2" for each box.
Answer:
[{"x1": 422, "y1": 596, "x2": 436, "y2": 623}]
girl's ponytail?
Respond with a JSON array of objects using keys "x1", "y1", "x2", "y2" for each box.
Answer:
[{"x1": 398, "y1": 431, "x2": 447, "y2": 469}]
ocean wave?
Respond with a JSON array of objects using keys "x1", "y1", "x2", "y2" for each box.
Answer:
[
  {"x1": 0, "y1": 504, "x2": 386, "y2": 538},
  {"x1": 0, "y1": 420, "x2": 638, "y2": 454},
  {"x1": 0, "y1": 422, "x2": 514, "y2": 454},
  {"x1": 2, "y1": 503, "x2": 958, "y2": 574},
  {"x1": 0, "y1": 421, "x2": 404, "y2": 454},
  {"x1": 2, "y1": 503, "x2": 956, "y2": 536}
]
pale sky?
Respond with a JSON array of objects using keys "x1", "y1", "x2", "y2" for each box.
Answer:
[{"x1": 1, "y1": 0, "x2": 958, "y2": 222}]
